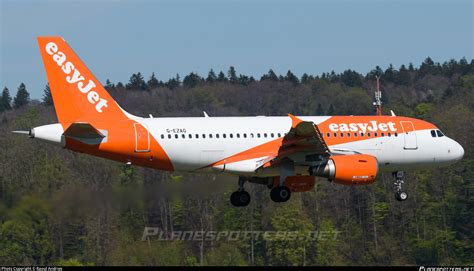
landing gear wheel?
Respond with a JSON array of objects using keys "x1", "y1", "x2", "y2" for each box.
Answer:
[
  {"x1": 230, "y1": 191, "x2": 251, "y2": 207},
  {"x1": 393, "y1": 171, "x2": 407, "y2": 202},
  {"x1": 395, "y1": 191, "x2": 408, "y2": 201},
  {"x1": 270, "y1": 186, "x2": 291, "y2": 203}
]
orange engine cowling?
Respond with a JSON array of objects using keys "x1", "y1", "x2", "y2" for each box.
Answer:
[
  {"x1": 309, "y1": 154, "x2": 378, "y2": 185},
  {"x1": 272, "y1": 176, "x2": 315, "y2": 192}
]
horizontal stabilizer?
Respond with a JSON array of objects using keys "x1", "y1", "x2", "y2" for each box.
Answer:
[{"x1": 63, "y1": 122, "x2": 105, "y2": 139}]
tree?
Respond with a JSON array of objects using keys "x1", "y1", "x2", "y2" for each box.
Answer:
[
  {"x1": 261, "y1": 69, "x2": 278, "y2": 81},
  {"x1": 316, "y1": 103, "x2": 324, "y2": 115},
  {"x1": 104, "y1": 79, "x2": 115, "y2": 90},
  {"x1": 42, "y1": 83, "x2": 53, "y2": 106},
  {"x1": 0, "y1": 87, "x2": 12, "y2": 112},
  {"x1": 217, "y1": 71, "x2": 228, "y2": 82},
  {"x1": 327, "y1": 104, "x2": 335, "y2": 115},
  {"x1": 183, "y1": 72, "x2": 203, "y2": 88},
  {"x1": 13, "y1": 83, "x2": 30, "y2": 109},
  {"x1": 147, "y1": 72, "x2": 160, "y2": 89},
  {"x1": 126, "y1": 72, "x2": 147, "y2": 90},
  {"x1": 285, "y1": 70, "x2": 299, "y2": 85},
  {"x1": 206, "y1": 69, "x2": 217, "y2": 83},
  {"x1": 228, "y1": 66, "x2": 238, "y2": 83}
]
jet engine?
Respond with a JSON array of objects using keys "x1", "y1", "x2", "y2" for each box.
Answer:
[{"x1": 309, "y1": 154, "x2": 378, "y2": 185}]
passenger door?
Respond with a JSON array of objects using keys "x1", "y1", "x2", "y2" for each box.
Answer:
[{"x1": 400, "y1": 121, "x2": 417, "y2": 150}]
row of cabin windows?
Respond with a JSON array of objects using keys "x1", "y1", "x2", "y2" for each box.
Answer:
[
  {"x1": 160, "y1": 132, "x2": 286, "y2": 140},
  {"x1": 160, "y1": 131, "x2": 399, "y2": 140},
  {"x1": 430, "y1": 130, "x2": 444, "y2": 137},
  {"x1": 324, "y1": 132, "x2": 398, "y2": 138}
]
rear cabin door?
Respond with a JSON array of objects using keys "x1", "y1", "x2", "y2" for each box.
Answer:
[
  {"x1": 134, "y1": 123, "x2": 150, "y2": 152},
  {"x1": 400, "y1": 121, "x2": 417, "y2": 150}
]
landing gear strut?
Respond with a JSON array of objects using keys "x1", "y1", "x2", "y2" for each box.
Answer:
[
  {"x1": 393, "y1": 171, "x2": 408, "y2": 201},
  {"x1": 230, "y1": 176, "x2": 251, "y2": 207},
  {"x1": 269, "y1": 159, "x2": 293, "y2": 203}
]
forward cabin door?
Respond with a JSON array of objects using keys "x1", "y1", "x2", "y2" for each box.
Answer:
[
  {"x1": 400, "y1": 121, "x2": 417, "y2": 150},
  {"x1": 134, "y1": 123, "x2": 150, "y2": 152}
]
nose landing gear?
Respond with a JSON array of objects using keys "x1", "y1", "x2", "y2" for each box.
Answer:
[{"x1": 393, "y1": 171, "x2": 408, "y2": 201}]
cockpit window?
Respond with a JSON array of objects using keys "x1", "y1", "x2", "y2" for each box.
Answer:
[
  {"x1": 430, "y1": 130, "x2": 436, "y2": 137},
  {"x1": 436, "y1": 130, "x2": 444, "y2": 137}
]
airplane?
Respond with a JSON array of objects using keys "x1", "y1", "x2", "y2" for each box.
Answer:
[{"x1": 14, "y1": 37, "x2": 465, "y2": 207}]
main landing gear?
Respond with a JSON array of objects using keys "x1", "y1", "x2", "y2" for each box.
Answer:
[
  {"x1": 230, "y1": 176, "x2": 251, "y2": 207},
  {"x1": 393, "y1": 171, "x2": 408, "y2": 201},
  {"x1": 270, "y1": 186, "x2": 291, "y2": 203}
]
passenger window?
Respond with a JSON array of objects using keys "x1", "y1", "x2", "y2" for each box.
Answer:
[
  {"x1": 216, "y1": 134, "x2": 220, "y2": 138},
  {"x1": 436, "y1": 130, "x2": 444, "y2": 137},
  {"x1": 188, "y1": 134, "x2": 192, "y2": 139},
  {"x1": 202, "y1": 134, "x2": 205, "y2": 139},
  {"x1": 243, "y1": 133, "x2": 247, "y2": 138},
  {"x1": 175, "y1": 134, "x2": 179, "y2": 139},
  {"x1": 361, "y1": 133, "x2": 364, "y2": 137},
  {"x1": 196, "y1": 134, "x2": 199, "y2": 139},
  {"x1": 223, "y1": 134, "x2": 226, "y2": 138},
  {"x1": 182, "y1": 134, "x2": 185, "y2": 139},
  {"x1": 347, "y1": 133, "x2": 351, "y2": 137},
  {"x1": 168, "y1": 134, "x2": 171, "y2": 139},
  {"x1": 340, "y1": 133, "x2": 344, "y2": 137},
  {"x1": 278, "y1": 133, "x2": 282, "y2": 137},
  {"x1": 334, "y1": 132, "x2": 337, "y2": 137},
  {"x1": 209, "y1": 134, "x2": 213, "y2": 138},
  {"x1": 381, "y1": 132, "x2": 385, "y2": 137},
  {"x1": 388, "y1": 132, "x2": 391, "y2": 137},
  {"x1": 327, "y1": 133, "x2": 330, "y2": 137},
  {"x1": 236, "y1": 133, "x2": 240, "y2": 138},
  {"x1": 395, "y1": 132, "x2": 398, "y2": 137},
  {"x1": 367, "y1": 133, "x2": 371, "y2": 137},
  {"x1": 354, "y1": 133, "x2": 357, "y2": 137},
  {"x1": 250, "y1": 133, "x2": 254, "y2": 138},
  {"x1": 431, "y1": 130, "x2": 436, "y2": 137},
  {"x1": 263, "y1": 133, "x2": 267, "y2": 138},
  {"x1": 257, "y1": 133, "x2": 261, "y2": 138},
  {"x1": 374, "y1": 132, "x2": 378, "y2": 137},
  {"x1": 160, "y1": 134, "x2": 164, "y2": 139},
  {"x1": 271, "y1": 133, "x2": 274, "y2": 138}
]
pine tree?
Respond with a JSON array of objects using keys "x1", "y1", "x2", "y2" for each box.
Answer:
[
  {"x1": 227, "y1": 66, "x2": 238, "y2": 83},
  {"x1": 42, "y1": 83, "x2": 53, "y2": 106},
  {"x1": 13, "y1": 83, "x2": 30, "y2": 109},
  {"x1": 327, "y1": 104, "x2": 335, "y2": 116},
  {"x1": 0, "y1": 87, "x2": 12, "y2": 112},
  {"x1": 206, "y1": 69, "x2": 217, "y2": 83},
  {"x1": 261, "y1": 69, "x2": 278, "y2": 81},
  {"x1": 285, "y1": 70, "x2": 299, "y2": 85},
  {"x1": 183, "y1": 72, "x2": 203, "y2": 88},
  {"x1": 126, "y1": 72, "x2": 147, "y2": 90},
  {"x1": 316, "y1": 103, "x2": 324, "y2": 116},
  {"x1": 104, "y1": 79, "x2": 115, "y2": 90},
  {"x1": 217, "y1": 71, "x2": 228, "y2": 82},
  {"x1": 147, "y1": 72, "x2": 159, "y2": 89}
]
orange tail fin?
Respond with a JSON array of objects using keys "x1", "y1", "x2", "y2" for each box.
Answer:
[{"x1": 38, "y1": 37, "x2": 128, "y2": 123}]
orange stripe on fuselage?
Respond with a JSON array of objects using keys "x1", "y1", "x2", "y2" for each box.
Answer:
[{"x1": 207, "y1": 116, "x2": 436, "y2": 169}]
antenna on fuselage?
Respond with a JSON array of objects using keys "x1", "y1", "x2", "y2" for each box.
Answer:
[{"x1": 373, "y1": 75, "x2": 383, "y2": 116}]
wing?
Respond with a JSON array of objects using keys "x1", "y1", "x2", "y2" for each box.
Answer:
[{"x1": 259, "y1": 114, "x2": 330, "y2": 168}]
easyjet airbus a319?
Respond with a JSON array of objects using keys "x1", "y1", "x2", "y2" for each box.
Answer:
[{"x1": 15, "y1": 37, "x2": 465, "y2": 206}]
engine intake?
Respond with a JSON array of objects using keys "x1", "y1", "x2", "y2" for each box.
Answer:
[{"x1": 309, "y1": 154, "x2": 378, "y2": 185}]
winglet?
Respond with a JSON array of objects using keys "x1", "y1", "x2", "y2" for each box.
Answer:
[{"x1": 288, "y1": 114, "x2": 303, "y2": 128}]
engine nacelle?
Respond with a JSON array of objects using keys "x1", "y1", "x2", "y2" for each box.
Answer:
[
  {"x1": 271, "y1": 176, "x2": 315, "y2": 192},
  {"x1": 309, "y1": 154, "x2": 378, "y2": 185}
]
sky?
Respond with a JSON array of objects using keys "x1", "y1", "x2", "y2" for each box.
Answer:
[{"x1": 1, "y1": 0, "x2": 473, "y2": 99}]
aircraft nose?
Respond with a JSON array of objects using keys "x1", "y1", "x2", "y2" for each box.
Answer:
[{"x1": 450, "y1": 141, "x2": 464, "y2": 161}]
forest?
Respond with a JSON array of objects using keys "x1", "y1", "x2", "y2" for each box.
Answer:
[{"x1": 0, "y1": 57, "x2": 473, "y2": 266}]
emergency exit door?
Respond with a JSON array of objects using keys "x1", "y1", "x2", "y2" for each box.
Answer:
[{"x1": 134, "y1": 123, "x2": 150, "y2": 152}]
